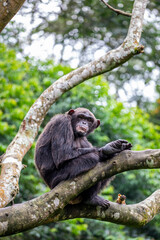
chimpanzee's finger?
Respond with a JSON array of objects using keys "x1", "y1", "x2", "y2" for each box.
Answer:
[
  {"x1": 116, "y1": 139, "x2": 129, "y2": 146},
  {"x1": 127, "y1": 143, "x2": 132, "y2": 149},
  {"x1": 121, "y1": 143, "x2": 132, "y2": 150},
  {"x1": 118, "y1": 139, "x2": 129, "y2": 143}
]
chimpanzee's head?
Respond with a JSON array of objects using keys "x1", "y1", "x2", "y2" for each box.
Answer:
[{"x1": 68, "y1": 108, "x2": 100, "y2": 137}]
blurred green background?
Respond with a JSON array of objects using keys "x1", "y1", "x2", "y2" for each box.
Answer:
[{"x1": 1, "y1": 0, "x2": 160, "y2": 239}]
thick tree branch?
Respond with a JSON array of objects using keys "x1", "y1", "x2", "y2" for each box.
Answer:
[
  {"x1": 0, "y1": 149, "x2": 160, "y2": 236},
  {"x1": 0, "y1": 0, "x2": 26, "y2": 32},
  {"x1": 57, "y1": 189, "x2": 160, "y2": 226},
  {"x1": 125, "y1": 0, "x2": 148, "y2": 43},
  {"x1": 0, "y1": 0, "x2": 147, "y2": 208}
]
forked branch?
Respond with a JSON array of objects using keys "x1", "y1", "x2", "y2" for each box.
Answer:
[{"x1": 0, "y1": 149, "x2": 160, "y2": 236}]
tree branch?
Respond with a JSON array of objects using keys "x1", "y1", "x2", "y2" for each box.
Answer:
[
  {"x1": 0, "y1": 0, "x2": 26, "y2": 32},
  {"x1": 56, "y1": 189, "x2": 160, "y2": 227},
  {"x1": 0, "y1": 149, "x2": 160, "y2": 236},
  {"x1": 0, "y1": 0, "x2": 147, "y2": 208},
  {"x1": 125, "y1": 0, "x2": 148, "y2": 43},
  {"x1": 100, "y1": 0, "x2": 132, "y2": 17}
]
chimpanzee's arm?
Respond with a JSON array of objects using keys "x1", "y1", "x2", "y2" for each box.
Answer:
[
  {"x1": 50, "y1": 152, "x2": 100, "y2": 188},
  {"x1": 52, "y1": 145, "x2": 99, "y2": 169}
]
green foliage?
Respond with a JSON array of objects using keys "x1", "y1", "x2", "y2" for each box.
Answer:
[
  {"x1": 0, "y1": 43, "x2": 159, "y2": 239},
  {"x1": 0, "y1": 43, "x2": 71, "y2": 200},
  {"x1": 1, "y1": 0, "x2": 160, "y2": 109}
]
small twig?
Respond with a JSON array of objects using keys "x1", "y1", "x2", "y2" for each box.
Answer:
[
  {"x1": 22, "y1": 164, "x2": 27, "y2": 170},
  {"x1": 100, "y1": 0, "x2": 132, "y2": 17}
]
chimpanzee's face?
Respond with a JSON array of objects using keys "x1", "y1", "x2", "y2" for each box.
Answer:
[
  {"x1": 75, "y1": 112, "x2": 94, "y2": 136},
  {"x1": 68, "y1": 108, "x2": 100, "y2": 137}
]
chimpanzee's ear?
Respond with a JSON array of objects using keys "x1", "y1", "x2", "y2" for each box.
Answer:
[
  {"x1": 68, "y1": 109, "x2": 75, "y2": 115},
  {"x1": 96, "y1": 119, "x2": 100, "y2": 128}
]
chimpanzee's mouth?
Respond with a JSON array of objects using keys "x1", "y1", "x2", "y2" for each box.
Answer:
[{"x1": 76, "y1": 126, "x2": 87, "y2": 133}]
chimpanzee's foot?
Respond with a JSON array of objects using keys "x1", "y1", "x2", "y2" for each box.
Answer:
[{"x1": 83, "y1": 195, "x2": 110, "y2": 209}]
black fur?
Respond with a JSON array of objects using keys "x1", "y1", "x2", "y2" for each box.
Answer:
[{"x1": 35, "y1": 108, "x2": 132, "y2": 208}]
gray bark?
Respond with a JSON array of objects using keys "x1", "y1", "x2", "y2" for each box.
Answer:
[{"x1": 0, "y1": 149, "x2": 160, "y2": 236}]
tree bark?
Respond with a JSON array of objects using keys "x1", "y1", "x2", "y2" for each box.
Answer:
[
  {"x1": 0, "y1": 0, "x2": 26, "y2": 32},
  {"x1": 0, "y1": 149, "x2": 160, "y2": 236},
  {"x1": 59, "y1": 189, "x2": 160, "y2": 227}
]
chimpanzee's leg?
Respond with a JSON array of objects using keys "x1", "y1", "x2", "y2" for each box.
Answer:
[{"x1": 81, "y1": 181, "x2": 110, "y2": 208}]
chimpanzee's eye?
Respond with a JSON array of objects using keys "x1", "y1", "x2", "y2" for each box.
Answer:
[
  {"x1": 78, "y1": 114, "x2": 85, "y2": 119},
  {"x1": 87, "y1": 117, "x2": 94, "y2": 123},
  {"x1": 77, "y1": 114, "x2": 94, "y2": 123}
]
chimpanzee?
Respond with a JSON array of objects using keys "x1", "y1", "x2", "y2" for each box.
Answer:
[{"x1": 35, "y1": 108, "x2": 132, "y2": 208}]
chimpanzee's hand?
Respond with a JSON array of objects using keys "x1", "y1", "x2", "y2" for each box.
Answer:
[{"x1": 100, "y1": 139, "x2": 132, "y2": 155}]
